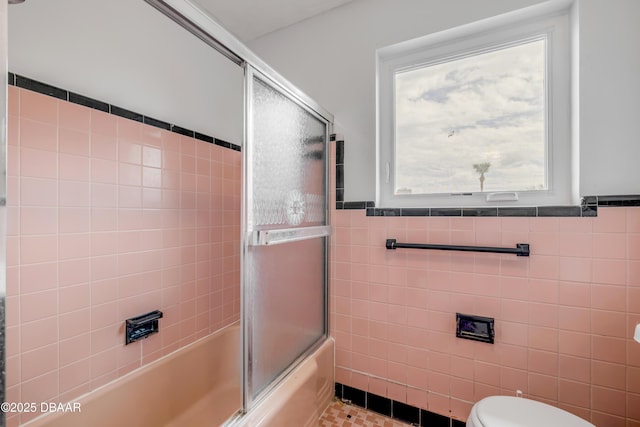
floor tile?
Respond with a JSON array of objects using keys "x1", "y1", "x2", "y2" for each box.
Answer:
[{"x1": 319, "y1": 399, "x2": 414, "y2": 427}]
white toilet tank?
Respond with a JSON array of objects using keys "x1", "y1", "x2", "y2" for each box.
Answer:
[{"x1": 467, "y1": 396, "x2": 595, "y2": 427}]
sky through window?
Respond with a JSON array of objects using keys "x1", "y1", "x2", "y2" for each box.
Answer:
[{"x1": 394, "y1": 38, "x2": 546, "y2": 195}]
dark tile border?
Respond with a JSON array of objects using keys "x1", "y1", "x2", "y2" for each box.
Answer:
[
  {"x1": 111, "y1": 105, "x2": 143, "y2": 123},
  {"x1": 16, "y1": 75, "x2": 67, "y2": 100},
  {"x1": 194, "y1": 132, "x2": 213, "y2": 144},
  {"x1": 463, "y1": 207, "x2": 498, "y2": 217},
  {"x1": 393, "y1": 400, "x2": 420, "y2": 425},
  {"x1": 335, "y1": 382, "x2": 458, "y2": 427},
  {"x1": 341, "y1": 384, "x2": 365, "y2": 408},
  {"x1": 343, "y1": 201, "x2": 374, "y2": 210},
  {"x1": 593, "y1": 194, "x2": 640, "y2": 207},
  {"x1": 366, "y1": 208, "x2": 401, "y2": 217},
  {"x1": 537, "y1": 205, "x2": 582, "y2": 217},
  {"x1": 170, "y1": 124, "x2": 194, "y2": 137},
  {"x1": 334, "y1": 138, "x2": 345, "y2": 208},
  {"x1": 367, "y1": 392, "x2": 391, "y2": 418},
  {"x1": 69, "y1": 92, "x2": 109, "y2": 113},
  {"x1": 581, "y1": 205, "x2": 597, "y2": 217},
  {"x1": 8, "y1": 72, "x2": 241, "y2": 152},
  {"x1": 144, "y1": 116, "x2": 171, "y2": 131},
  {"x1": 421, "y1": 409, "x2": 451, "y2": 427},
  {"x1": 337, "y1": 196, "x2": 640, "y2": 217}
]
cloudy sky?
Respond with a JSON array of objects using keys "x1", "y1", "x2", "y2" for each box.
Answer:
[{"x1": 394, "y1": 38, "x2": 547, "y2": 195}]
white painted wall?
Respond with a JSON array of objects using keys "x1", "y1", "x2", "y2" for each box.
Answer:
[
  {"x1": 8, "y1": 0, "x2": 243, "y2": 146},
  {"x1": 577, "y1": 0, "x2": 640, "y2": 196},
  {"x1": 249, "y1": 0, "x2": 640, "y2": 201}
]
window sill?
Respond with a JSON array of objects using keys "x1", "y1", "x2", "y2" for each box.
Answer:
[{"x1": 334, "y1": 195, "x2": 640, "y2": 218}]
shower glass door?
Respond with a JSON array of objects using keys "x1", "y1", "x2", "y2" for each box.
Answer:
[{"x1": 242, "y1": 66, "x2": 330, "y2": 408}]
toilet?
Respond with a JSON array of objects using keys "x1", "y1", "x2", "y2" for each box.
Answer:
[{"x1": 467, "y1": 396, "x2": 595, "y2": 427}]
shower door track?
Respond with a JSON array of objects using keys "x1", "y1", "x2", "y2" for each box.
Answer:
[{"x1": 144, "y1": 0, "x2": 333, "y2": 124}]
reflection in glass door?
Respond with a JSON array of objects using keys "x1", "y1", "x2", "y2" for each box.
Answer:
[{"x1": 242, "y1": 66, "x2": 330, "y2": 408}]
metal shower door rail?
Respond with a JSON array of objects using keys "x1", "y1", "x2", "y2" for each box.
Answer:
[{"x1": 144, "y1": 0, "x2": 333, "y2": 124}]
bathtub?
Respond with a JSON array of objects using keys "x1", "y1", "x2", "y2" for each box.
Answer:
[
  {"x1": 232, "y1": 336, "x2": 334, "y2": 427},
  {"x1": 22, "y1": 322, "x2": 334, "y2": 427}
]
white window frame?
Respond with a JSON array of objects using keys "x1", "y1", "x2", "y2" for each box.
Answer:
[{"x1": 376, "y1": 2, "x2": 575, "y2": 208}]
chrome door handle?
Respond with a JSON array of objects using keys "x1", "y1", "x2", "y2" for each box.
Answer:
[{"x1": 250, "y1": 225, "x2": 332, "y2": 246}]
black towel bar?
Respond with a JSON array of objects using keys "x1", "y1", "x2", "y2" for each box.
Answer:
[{"x1": 385, "y1": 239, "x2": 530, "y2": 256}]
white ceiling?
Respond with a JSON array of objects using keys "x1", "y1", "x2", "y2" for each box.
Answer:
[{"x1": 190, "y1": 0, "x2": 355, "y2": 42}]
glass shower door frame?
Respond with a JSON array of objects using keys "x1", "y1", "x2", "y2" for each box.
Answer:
[{"x1": 242, "y1": 64, "x2": 331, "y2": 411}]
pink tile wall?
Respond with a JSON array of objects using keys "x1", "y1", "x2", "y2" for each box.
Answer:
[
  {"x1": 6, "y1": 86, "x2": 241, "y2": 426},
  {"x1": 329, "y1": 144, "x2": 640, "y2": 426}
]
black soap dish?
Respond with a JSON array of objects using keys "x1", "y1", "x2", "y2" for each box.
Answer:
[
  {"x1": 125, "y1": 310, "x2": 163, "y2": 345},
  {"x1": 456, "y1": 313, "x2": 494, "y2": 344}
]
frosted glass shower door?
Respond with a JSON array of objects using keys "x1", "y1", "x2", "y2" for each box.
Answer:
[{"x1": 243, "y1": 67, "x2": 330, "y2": 407}]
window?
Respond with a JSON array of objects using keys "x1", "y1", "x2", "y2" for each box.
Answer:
[{"x1": 377, "y1": 3, "x2": 574, "y2": 208}]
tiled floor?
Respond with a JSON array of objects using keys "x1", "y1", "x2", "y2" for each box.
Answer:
[{"x1": 319, "y1": 399, "x2": 414, "y2": 427}]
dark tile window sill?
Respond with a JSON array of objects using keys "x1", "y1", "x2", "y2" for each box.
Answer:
[{"x1": 333, "y1": 195, "x2": 640, "y2": 217}]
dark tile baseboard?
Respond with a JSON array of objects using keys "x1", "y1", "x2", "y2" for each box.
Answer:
[{"x1": 334, "y1": 382, "x2": 465, "y2": 427}]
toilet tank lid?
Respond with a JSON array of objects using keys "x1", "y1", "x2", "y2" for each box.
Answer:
[{"x1": 475, "y1": 396, "x2": 595, "y2": 427}]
